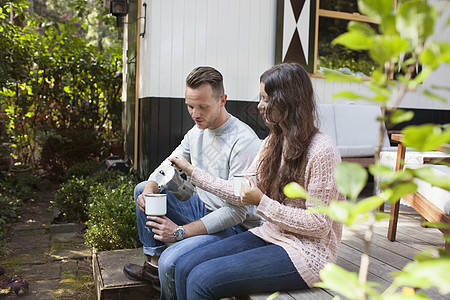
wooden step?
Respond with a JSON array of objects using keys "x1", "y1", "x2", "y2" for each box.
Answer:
[{"x1": 92, "y1": 248, "x2": 158, "y2": 300}]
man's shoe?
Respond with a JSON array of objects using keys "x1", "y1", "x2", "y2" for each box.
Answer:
[{"x1": 123, "y1": 262, "x2": 159, "y2": 283}]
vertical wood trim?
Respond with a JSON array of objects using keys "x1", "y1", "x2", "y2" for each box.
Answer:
[
  {"x1": 134, "y1": 0, "x2": 142, "y2": 170},
  {"x1": 307, "y1": 0, "x2": 317, "y2": 72},
  {"x1": 275, "y1": 0, "x2": 284, "y2": 64},
  {"x1": 313, "y1": 0, "x2": 320, "y2": 73}
]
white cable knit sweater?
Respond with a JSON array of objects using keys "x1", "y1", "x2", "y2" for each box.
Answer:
[{"x1": 191, "y1": 132, "x2": 345, "y2": 287}]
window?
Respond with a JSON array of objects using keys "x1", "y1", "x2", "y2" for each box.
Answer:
[{"x1": 315, "y1": 0, "x2": 378, "y2": 76}]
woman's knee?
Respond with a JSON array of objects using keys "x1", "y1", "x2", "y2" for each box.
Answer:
[
  {"x1": 174, "y1": 251, "x2": 196, "y2": 285},
  {"x1": 185, "y1": 265, "x2": 216, "y2": 299}
]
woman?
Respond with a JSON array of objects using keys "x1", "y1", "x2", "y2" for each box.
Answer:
[{"x1": 169, "y1": 62, "x2": 345, "y2": 299}]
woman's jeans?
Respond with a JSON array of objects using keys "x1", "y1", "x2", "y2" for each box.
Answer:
[
  {"x1": 175, "y1": 231, "x2": 308, "y2": 300},
  {"x1": 133, "y1": 181, "x2": 245, "y2": 300}
]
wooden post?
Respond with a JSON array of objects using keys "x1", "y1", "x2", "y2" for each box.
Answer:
[{"x1": 387, "y1": 139, "x2": 406, "y2": 241}]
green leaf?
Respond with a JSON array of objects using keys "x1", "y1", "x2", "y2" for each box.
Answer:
[
  {"x1": 421, "y1": 222, "x2": 450, "y2": 230},
  {"x1": 385, "y1": 181, "x2": 417, "y2": 204},
  {"x1": 369, "y1": 163, "x2": 393, "y2": 177},
  {"x1": 266, "y1": 292, "x2": 280, "y2": 300},
  {"x1": 375, "y1": 211, "x2": 390, "y2": 221},
  {"x1": 332, "y1": 91, "x2": 371, "y2": 101},
  {"x1": 392, "y1": 259, "x2": 450, "y2": 294},
  {"x1": 369, "y1": 35, "x2": 409, "y2": 66},
  {"x1": 389, "y1": 109, "x2": 414, "y2": 125},
  {"x1": 333, "y1": 31, "x2": 373, "y2": 51},
  {"x1": 423, "y1": 90, "x2": 447, "y2": 102},
  {"x1": 357, "y1": 0, "x2": 392, "y2": 23},
  {"x1": 323, "y1": 69, "x2": 364, "y2": 83},
  {"x1": 366, "y1": 82, "x2": 392, "y2": 102},
  {"x1": 317, "y1": 263, "x2": 375, "y2": 299},
  {"x1": 284, "y1": 182, "x2": 307, "y2": 199},
  {"x1": 348, "y1": 21, "x2": 377, "y2": 37},
  {"x1": 403, "y1": 125, "x2": 450, "y2": 152},
  {"x1": 371, "y1": 69, "x2": 388, "y2": 84},
  {"x1": 410, "y1": 166, "x2": 450, "y2": 191},
  {"x1": 380, "y1": 14, "x2": 398, "y2": 35},
  {"x1": 444, "y1": 234, "x2": 450, "y2": 243},
  {"x1": 313, "y1": 201, "x2": 353, "y2": 224},
  {"x1": 335, "y1": 162, "x2": 368, "y2": 201},
  {"x1": 397, "y1": 0, "x2": 438, "y2": 46},
  {"x1": 353, "y1": 195, "x2": 386, "y2": 215}
]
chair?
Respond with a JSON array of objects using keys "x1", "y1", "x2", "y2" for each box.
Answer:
[{"x1": 387, "y1": 134, "x2": 450, "y2": 253}]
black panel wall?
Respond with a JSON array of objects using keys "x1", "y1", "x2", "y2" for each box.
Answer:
[
  {"x1": 389, "y1": 108, "x2": 450, "y2": 129},
  {"x1": 136, "y1": 98, "x2": 268, "y2": 180}
]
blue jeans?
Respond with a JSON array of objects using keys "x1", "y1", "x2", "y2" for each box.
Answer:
[
  {"x1": 133, "y1": 181, "x2": 245, "y2": 299},
  {"x1": 134, "y1": 181, "x2": 208, "y2": 257},
  {"x1": 175, "y1": 231, "x2": 308, "y2": 300}
]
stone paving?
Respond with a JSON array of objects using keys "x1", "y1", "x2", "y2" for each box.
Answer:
[{"x1": 0, "y1": 193, "x2": 94, "y2": 299}]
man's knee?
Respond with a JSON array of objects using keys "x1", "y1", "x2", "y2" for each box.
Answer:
[
  {"x1": 158, "y1": 245, "x2": 177, "y2": 275},
  {"x1": 134, "y1": 181, "x2": 147, "y2": 201}
]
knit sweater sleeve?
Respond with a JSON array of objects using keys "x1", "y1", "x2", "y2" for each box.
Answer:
[
  {"x1": 191, "y1": 149, "x2": 260, "y2": 207},
  {"x1": 255, "y1": 136, "x2": 342, "y2": 238}
]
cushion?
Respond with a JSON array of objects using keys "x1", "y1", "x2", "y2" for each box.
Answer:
[
  {"x1": 409, "y1": 164, "x2": 450, "y2": 215},
  {"x1": 333, "y1": 104, "x2": 390, "y2": 148},
  {"x1": 338, "y1": 145, "x2": 376, "y2": 158},
  {"x1": 317, "y1": 104, "x2": 337, "y2": 145}
]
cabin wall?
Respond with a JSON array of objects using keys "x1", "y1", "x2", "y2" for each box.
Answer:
[
  {"x1": 138, "y1": 0, "x2": 277, "y2": 102},
  {"x1": 127, "y1": 0, "x2": 450, "y2": 178}
]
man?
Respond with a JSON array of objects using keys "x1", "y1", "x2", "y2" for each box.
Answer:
[{"x1": 123, "y1": 66, "x2": 262, "y2": 299}]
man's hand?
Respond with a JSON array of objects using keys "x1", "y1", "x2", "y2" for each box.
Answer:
[
  {"x1": 240, "y1": 176, "x2": 263, "y2": 205},
  {"x1": 146, "y1": 215, "x2": 178, "y2": 243},
  {"x1": 136, "y1": 181, "x2": 160, "y2": 213},
  {"x1": 169, "y1": 155, "x2": 194, "y2": 176}
]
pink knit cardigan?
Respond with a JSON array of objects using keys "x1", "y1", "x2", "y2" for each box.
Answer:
[{"x1": 191, "y1": 132, "x2": 345, "y2": 288}]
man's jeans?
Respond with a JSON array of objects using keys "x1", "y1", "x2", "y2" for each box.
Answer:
[
  {"x1": 174, "y1": 231, "x2": 308, "y2": 300},
  {"x1": 134, "y1": 181, "x2": 245, "y2": 300}
]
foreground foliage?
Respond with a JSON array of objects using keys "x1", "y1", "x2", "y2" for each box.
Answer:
[
  {"x1": 53, "y1": 163, "x2": 141, "y2": 251},
  {"x1": 84, "y1": 175, "x2": 141, "y2": 251},
  {"x1": 288, "y1": 0, "x2": 450, "y2": 299},
  {"x1": 0, "y1": 0, "x2": 122, "y2": 177}
]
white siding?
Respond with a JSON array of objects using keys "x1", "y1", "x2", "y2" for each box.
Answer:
[
  {"x1": 139, "y1": 0, "x2": 277, "y2": 101},
  {"x1": 136, "y1": 0, "x2": 449, "y2": 109}
]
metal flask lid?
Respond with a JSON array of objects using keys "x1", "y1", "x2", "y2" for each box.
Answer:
[{"x1": 154, "y1": 164, "x2": 194, "y2": 201}]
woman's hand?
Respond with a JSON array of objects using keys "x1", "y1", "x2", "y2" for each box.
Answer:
[
  {"x1": 169, "y1": 155, "x2": 194, "y2": 176},
  {"x1": 240, "y1": 176, "x2": 263, "y2": 205}
]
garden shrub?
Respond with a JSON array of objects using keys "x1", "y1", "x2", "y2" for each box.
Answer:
[
  {"x1": 53, "y1": 177, "x2": 93, "y2": 223},
  {"x1": 53, "y1": 170, "x2": 133, "y2": 223},
  {"x1": 41, "y1": 130, "x2": 103, "y2": 180},
  {"x1": 65, "y1": 160, "x2": 100, "y2": 180},
  {"x1": 84, "y1": 175, "x2": 141, "y2": 251}
]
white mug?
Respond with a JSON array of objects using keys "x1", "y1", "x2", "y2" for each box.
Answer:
[
  {"x1": 145, "y1": 194, "x2": 167, "y2": 216},
  {"x1": 233, "y1": 173, "x2": 257, "y2": 196}
]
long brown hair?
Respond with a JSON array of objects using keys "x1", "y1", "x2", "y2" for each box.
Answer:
[{"x1": 258, "y1": 63, "x2": 318, "y2": 201}]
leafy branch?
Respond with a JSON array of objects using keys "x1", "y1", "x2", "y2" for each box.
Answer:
[{"x1": 287, "y1": 0, "x2": 450, "y2": 299}]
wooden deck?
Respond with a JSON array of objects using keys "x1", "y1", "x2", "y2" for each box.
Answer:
[
  {"x1": 93, "y1": 201, "x2": 448, "y2": 300},
  {"x1": 247, "y1": 203, "x2": 448, "y2": 300}
]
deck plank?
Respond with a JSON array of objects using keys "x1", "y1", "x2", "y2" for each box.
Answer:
[{"x1": 248, "y1": 205, "x2": 447, "y2": 300}]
